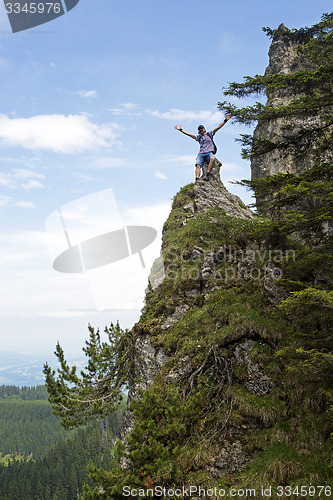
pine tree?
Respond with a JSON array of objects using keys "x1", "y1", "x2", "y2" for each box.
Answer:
[
  {"x1": 218, "y1": 12, "x2": 333, "y2": 163},
  {"x1": 43, "y1": 322, "x2": 133, "y2": 429},
  {"x1": 218, "y1": 13, "x2": 333, "y2": 241}
]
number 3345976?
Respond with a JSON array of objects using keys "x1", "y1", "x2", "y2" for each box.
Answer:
[{"x1": 5, "y1": 3, "x2": 62, "y2": 14}]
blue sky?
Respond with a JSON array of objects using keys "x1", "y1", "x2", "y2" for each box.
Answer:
[{"x1": 0, "y1": 0, "x2": 331, "y2": 367}]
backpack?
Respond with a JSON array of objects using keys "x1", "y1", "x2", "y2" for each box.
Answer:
[{"x1": 208, "y1": 131, "x2": 217, "y2": 154}]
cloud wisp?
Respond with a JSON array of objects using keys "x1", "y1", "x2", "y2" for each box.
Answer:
[
  {"x1": 146, "y1": 108, "x2": 224, "y2": 124},
  {"x1": 75, "y1": 90, "x2": 99, "y2": 99},
  {"x1": 108, "y1": 102, "x2": 141, "y2": 116},
  {"x1": 154, "y1": 170, "x2": 168, "y2": 180},
  {"x1": 0, "y1": 168, "x2": 45, "y2": 191},
  {"x1": 0, "y1": 195, "x2": 35, "y2": 209},
  {"x1": 107, "y1": 103, "x2": 225, "y2": 125}
]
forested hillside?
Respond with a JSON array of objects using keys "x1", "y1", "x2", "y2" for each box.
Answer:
[
  {"x1": 0, "y1": 385, "x2": 75, "y2": 462},
  {"x1": 0, "y1": 386, "x2": 126, "y2": 499},
  {"x1": 0, "y1": 385, "x2": 47, "y2": 401},
  {"x1": 0, "y1": 385, "x2": 48, "y2": 400}
]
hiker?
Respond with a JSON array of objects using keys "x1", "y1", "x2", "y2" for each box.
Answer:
[{"x1": 175, "y1": 116, "x2": 231, "y2": 181}]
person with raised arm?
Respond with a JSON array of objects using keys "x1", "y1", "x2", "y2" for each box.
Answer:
[{"x1": 175, "y1": 115, "x2": 231, "y2": 181}]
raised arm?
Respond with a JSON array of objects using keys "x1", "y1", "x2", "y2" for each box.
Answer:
[
  {"x1": 212, "y1": 115, "x2": 231, "y2": 135},
  {"x1": 174, "y1": 125, "x2": 197, "y2": 140}
]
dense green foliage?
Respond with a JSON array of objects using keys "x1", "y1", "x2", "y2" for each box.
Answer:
[
  {"x1": 0, "y1": 399, "x2": 76, "y2": 461},
  {"x1": 0, "y1": 385, "x2": 48, "y2": 400},
  {"x1": 218, "y1": 13, "x2": 333, "y2": 161},
  {"x1": 43, "y1": 323, "x2": 133, "y2": 429},
  {"x1": 239, "y1": 163, "x2": 333, "y2": 245},
  {"x1": 0, "y1": 407, "x2": 125, "y2": 500},
  {"x1": 0, "y1": 385, "x2": 77, "y2": 462}
]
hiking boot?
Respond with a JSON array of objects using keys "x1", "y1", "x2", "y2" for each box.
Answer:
[{"x1": 203, "y1": 172, "x2": 211, "y2": 181}]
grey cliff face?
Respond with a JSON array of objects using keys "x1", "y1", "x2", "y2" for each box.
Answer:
[
  {"x1": 121, "y1": 333, "x2": 167, "y2": 444},
  {"x1": 251, "y1": 28, "x2": 332, "y2": 180},
  {"x1": 194, "y1": 161, "x2": 254, "y2": 219},
  {"x1": 264, "y1": 26, "x2": 314, "y2": 78}
]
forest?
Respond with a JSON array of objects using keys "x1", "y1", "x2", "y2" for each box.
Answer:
[{"x1": 0, "y1": 385, "x2": 126, "y2": 500}]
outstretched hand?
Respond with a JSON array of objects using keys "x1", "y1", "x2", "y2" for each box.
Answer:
[
  {"x1": 225, "y1": 115, "x2": 231, "y2": 121},
  {"x1": 174, "y1": 125, "x2": 182, "y2": 130}
]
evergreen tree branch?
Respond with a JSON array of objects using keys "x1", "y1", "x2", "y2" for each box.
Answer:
[{"x1": 43, "y1": 322, "x2": 134, "y2": 429}]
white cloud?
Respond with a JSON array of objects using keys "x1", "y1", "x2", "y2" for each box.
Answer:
[
  {"x1": 120, "y1": 201, "x2": 171, "y2": 229},
  {"x1": 108, "y1": 102, "x2": 141, "y2": 116},
  {"x1": 72, "y1": 173, "x2": 100, "y2": 184},
  {"x1": 0, "y1": 229, "x2": 94, "y2": 318},
  {"x1": 146, "y1": 108, "x2": 223, "y2": 124},
  {"x1": 0, "y1": 195, "x2": 12, "y2": 207},
  {"x1": 91, "y1": 157, "x2": 128, "y2": 169},
  {"x1": 0, "y1": 155, "x2": 41, "y2": 167},
  {"x1": 14, "y1": 169, "x2": 45, "y2": 190},
  {"x1": 154, "y1": 170, "x2": 168, "y2": 180},
  {"x1": 122, "y1": 102, "x2": 139, "y2": 110},
  {"x1": 0, "y1": 168, "x2": 45, "y2": 190},
  {"x1": 0, "y1": 194, "x2": 36, "y2": 209},
  {"x1": 22, "y1": 179, "x2": 44, "y2": 190},
  {"x1": 108, "y1": 104, "x2": 224, "y2": 125},
  {"x1": 38, "y1": 311, "x2": 87, "y2": 318},
  {"x1": 0, "y1": 173, "x2": 13, "y2": 188},
  {"x1": 0, "y1": 231, "x2": 47, "y2": 264},
  {"x1": 0, "y1": 114, "x2": 119, "y2": 154},
  {"x1": 15, "y1": 201, "x2": 35, "y2": 209},
  {"x1": 14, "y1": 169, "x2": 44, "y2": 181},
  {"x1": 76, "y1": 90, "x2": 99, "y2": 99},
  {"x1": 163, "y1": 155, "x2": 194, "y2": 165}
]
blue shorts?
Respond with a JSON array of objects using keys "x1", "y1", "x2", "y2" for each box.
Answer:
[{"x1": 195, "y1": 152, "x2": 215, "y2": 167}]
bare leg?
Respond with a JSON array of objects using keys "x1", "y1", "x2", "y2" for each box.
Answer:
[
  {"x1": 207, "y1": 156, "x2": 216, "y2": 173},
  {"x1": 202, "y1": 156, "x2": 216, "y2": 181},
  {"x1": 195, "y1": 164, "x2": 201, "y2": 179}
]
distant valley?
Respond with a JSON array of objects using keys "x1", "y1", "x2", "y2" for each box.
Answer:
[{"x1": 0, "y1": 351, "x2": 85, "y2": 386}]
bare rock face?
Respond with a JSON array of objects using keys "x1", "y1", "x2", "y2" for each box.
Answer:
[
  {"x1": 264, "y1": 25, "x2": 314, "y2": 78},
  {"x1": 121, "y1": 334, "x2": 168, "y2": 443},
  {"x1": 195, "y1": 160, "x2": 255, "y2": 219},
  {"x1": 232, "y1": 339, "x2": 274, "y2": 396},
  {"x1": 209, "y1": 440, "x2": 248, "y2": 477},
  {"x1": 251, "y1": 27, "x2": 333, "y2": 180}
]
